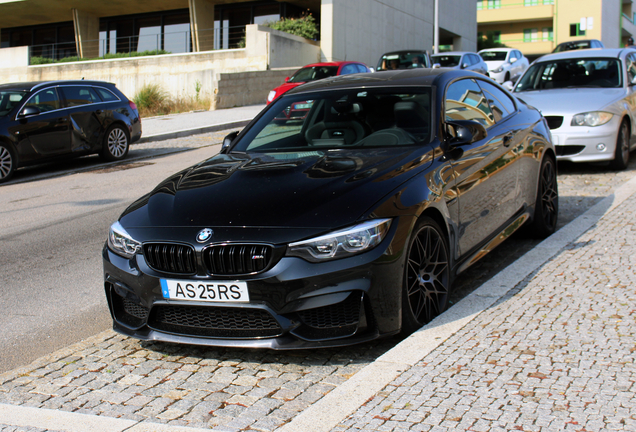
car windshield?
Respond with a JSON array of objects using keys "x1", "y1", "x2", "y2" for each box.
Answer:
[
  {"x1": 480, "y1": 51, "x2": 507, "y2": 61},
  {"x1": 376, "y1": 52, "x2": 428, "y2": 71},
  {"x1": 232, "y1": 88, "x2": 432, "y2": 153},
  {"x1": 288, "y1": 66, "x2": 339, "y2": 83},
  {"x1": 0, "y1": 90, "x2": 28, "y2": 116},
  {"x1": 553, "y1": 41, "x2": 592, "y2": 53},
  {"x1": 431, "y1": 55, "x2": 461, "y2": 67},
  {"x1": 515, "y1": 58, "x2": 622, "y2": 91}
]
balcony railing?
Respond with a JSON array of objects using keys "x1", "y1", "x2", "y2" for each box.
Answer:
[{"x1": 28, "y1": 25, "x2": 247, "y2": 65}]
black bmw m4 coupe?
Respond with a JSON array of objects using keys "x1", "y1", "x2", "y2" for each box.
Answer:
[{"x1": 103, "y1": 68, "x2": 558, "y2": 349}]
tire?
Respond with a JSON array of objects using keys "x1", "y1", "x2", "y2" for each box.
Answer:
[
  {"x1": 609, "y1": 120, "x2": 630, "y2": 171},
  {"x1": 0, "y1": 143, "x2": 16, "y2": 183},
  {"x1": 529, "y1": 156, "x2": 558, "y2": 238},
  {"x1": 401, "y1": 217, "x2": 451, "y2": 334},
  {"x1": 101, "y1": 124, "x2": 130, "y2": 162}
]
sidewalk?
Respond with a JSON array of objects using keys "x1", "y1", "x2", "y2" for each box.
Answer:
[
  {"x1": 138, "y1": 105, "x2": 266, "y2": 143},
  {"x1": 2, "y1": 155, "x2": 636, "y2": 430}
]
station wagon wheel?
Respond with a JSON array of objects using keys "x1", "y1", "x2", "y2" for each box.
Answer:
[
  {"x1": 530, "y1": 156, "x2": 558, "y2": 238},
  {"x1": 610, "y1": 120, "x2": 630, "y2": 170},
  {"x1": 402, "y1": 217, "x2": 451, "y2": 333},
  {"x1": 102, "y1": 124, "x2": 130, "y2": 162},
  {"x1": 0, "y1": 143, "x2": 16, "y2": 183}
]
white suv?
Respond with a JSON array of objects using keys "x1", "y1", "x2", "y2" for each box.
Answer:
[{"x1": 479, "y1": 48, "x2": 529, "y2": 84}]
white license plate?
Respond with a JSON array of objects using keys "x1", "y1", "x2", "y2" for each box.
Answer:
[{"x1": 160, "y1": 279, "x2": 249, "y2": 302}]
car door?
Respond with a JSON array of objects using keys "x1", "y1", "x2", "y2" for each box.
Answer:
[
  {"x1": 14, "y1": 87, "x2": 70, "y2": 158},
  {"x1": 444, "y1": 78, "x2": 521, "y2": 256},
  {"x1": 60, "y1": 85, "x2": 108, "y2": 153}
]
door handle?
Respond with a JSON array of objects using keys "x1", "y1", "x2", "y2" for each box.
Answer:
[{"x1": 503, "y1": 132, "x2": 514, "y2": 147}]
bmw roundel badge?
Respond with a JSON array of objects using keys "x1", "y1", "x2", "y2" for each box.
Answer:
[{"x1": 196, "y1": 228, "x2": 213, "y2": 243}]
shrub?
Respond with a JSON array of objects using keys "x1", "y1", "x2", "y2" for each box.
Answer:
[
  {"x1": 30, "y1": 49, "x2": 171, "y2": 65},
  {"x1": 133, "y1": 82, "x2": 211, "y2": 117},
  {"x1": 265, "y1": 13, "x2": 318, "y2": 40}
]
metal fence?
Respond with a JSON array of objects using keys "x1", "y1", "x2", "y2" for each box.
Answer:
[{"x1": 28, "y1": 25, "x2": 247, "y2": 65}]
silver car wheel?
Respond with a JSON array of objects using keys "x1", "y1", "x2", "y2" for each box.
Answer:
[
  {"x1": 0, "y1": 145, "x2": 13, "y2": 179},
  {"x1": 108, "y1": 127, "x2": 128, "y2": 158}
]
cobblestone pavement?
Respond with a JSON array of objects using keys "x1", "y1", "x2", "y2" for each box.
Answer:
[
  {"x1": 2, "y1": 129, "x2": 636, "y2": 431},
  {"x1": 331, "y1": 175, "x2": 636, "y2": 431}
]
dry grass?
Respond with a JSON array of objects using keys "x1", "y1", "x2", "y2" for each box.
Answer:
[{"x1": 133, "y1": 83, "x2": 211, "y2": 117}]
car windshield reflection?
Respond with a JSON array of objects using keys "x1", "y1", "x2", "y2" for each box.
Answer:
[{"x1": 233, "y1": 89, "x2": 432, "y2": 153}]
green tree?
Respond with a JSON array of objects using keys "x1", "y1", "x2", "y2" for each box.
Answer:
[
  {"x1": 478, "y1": 32, "x2": 507, "y2": 51},
  {"x1": 266, "y1": 13, "x2": 318, "y2": 40}
]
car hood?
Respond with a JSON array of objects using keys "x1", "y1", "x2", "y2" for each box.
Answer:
[
  {"x1": 484, "y1": 60, "x2": 505, "y2": 70},
  {"x1": 120, "y1": 147, "x2": 434, "y2": 233},
  {"x1": 514, "y1": 88, "x2": 625, "y2": 115},
  {"x1": 272, "y1": 82, "x2": 302, "y2": 99}
]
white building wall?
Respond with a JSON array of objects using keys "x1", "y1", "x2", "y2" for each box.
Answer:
[
  {"x1": 601, "y1": 0, "x2": 621, "y2": 48},
  {"x1": 321, "y1": 0, "x2": 476, "y2": 67}
]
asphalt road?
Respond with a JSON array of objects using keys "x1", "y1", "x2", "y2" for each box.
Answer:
[{"x1": 1, "y1": 134, "x2": 635, "y2": 375}]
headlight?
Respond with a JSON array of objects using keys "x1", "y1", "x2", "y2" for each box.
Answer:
[
  {"x1": 267, "y1": 90, "x2": 277, "y2": 103},
  {"x1": 493, "y1": 65, "x2": 505, "y2": 73},
  {"x1": 108, "y1": 221, "x2": 141, "y2": 258},
  {"x1": 571, "y1": 111, "x2": 613, "y2": 127},
  {"x1": 286, "y1": 219, "x2": 392, "y2": 262}
]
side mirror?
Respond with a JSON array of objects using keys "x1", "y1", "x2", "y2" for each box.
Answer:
[
  {"x1": 446, "y1": 120, "x2": 487, "y2": 146},
  {"x1": 461, "y1": 63, "x2": 469, "y2": 69},
  {"x1": 284, "y1": 77, "x2": 290, "y2": 83},
  {"x1": 18, "y1": 106, "x2": 40, "y2": 118},
  {"x1": 502, "y1": 81, "x2": 514, "y2": 91},
  {"x1": 432, "y1": 63, "x2": 441, "y2": 69},
  {"x1": 222, "y1": 131, "x2": 239, "y2": 150}
]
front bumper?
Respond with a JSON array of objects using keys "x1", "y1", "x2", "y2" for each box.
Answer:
[
  {"x1": 547, "y1": 116, "x2": 620, "y2": 163},
  {"x1": 102, "y1": 220, "x2": 409, "y2": 349}
]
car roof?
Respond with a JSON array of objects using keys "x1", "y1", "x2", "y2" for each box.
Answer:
[
  {"x1": 432, "y1": 51, "x2": 471, "y2": 56},
  {"x1": 299, "y1": 61, "x2": 360, "y2": 68},
  {"x1": 379, "y1": 50, "x2": 427, "y2": 56},
  {"x1": 0, "y1": 80, "x2": 114, "y2": 92},
  {"x1": 479, "y1": 48, "x2": 514, "y2": 53},
  {"x1": 535, "y1": 48, "x2": 627, "y2": 62},
  {"x1": 284, "y1": 68, "x2": 478, "y2": 96}
]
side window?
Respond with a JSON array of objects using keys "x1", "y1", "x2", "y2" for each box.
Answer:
[
  {"x1": 445, "y1": 78, "x2": 494, "y2": 128},
  {"x1": 627, "y1": 54, "x2": 636, "y2": 84},
  {"x1": 25, "y1": 88, "x2": 61, "y2": 112},
  {"x1": 476, "y1": 80, "x2": 516, "y2": 122},
  {"x1": 61, "y1": 86, "x2": 100, "y2": 107},
  {"x1": 95, "y1": 87, "x2": 120, "y2": 102},
  {"x1": 510, "y1": 51, "x2": 518, "y2": 62},
  {"x1": 340, "y1": 64, "x2": 358, "y2": 75},
  {"x1": 356, "y1": 64, "x2": 369, "y2": 73}
]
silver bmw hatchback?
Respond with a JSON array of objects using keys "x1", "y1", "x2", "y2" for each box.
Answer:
[{"x1": 513, "y1": 48, "x2": 636, "y2": 170}]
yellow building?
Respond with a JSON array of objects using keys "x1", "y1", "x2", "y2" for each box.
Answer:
[{"x1": 477, "y1": 0, "x2": 636, "y2": 60}]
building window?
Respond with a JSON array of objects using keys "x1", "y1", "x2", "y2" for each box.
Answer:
[
  {"x1": 524, "y1": 0, "x2": 538, "y2": 6},
  {"x1": 570, "y1": 23, "x2": 586, "y2": 36},
  {"x1": 543, "y1": 0, "x2": 554, "y2": 4},
  {"x1": 542, "y1": 27, "x2": 553, "y2": 41},
  {"x1": 477, "y1": 0, "x2": 501, "y2": 10},
  {"x1": 493, "y1": 31, "x2": 501, "y2": 43},
  {"x1": 524, "y1": 28, "x2": 538, "y2": 42}
]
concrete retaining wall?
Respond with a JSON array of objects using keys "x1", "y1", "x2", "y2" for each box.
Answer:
[{"x1": 213, "y1": 68, "x2": 297, "y2": 109}]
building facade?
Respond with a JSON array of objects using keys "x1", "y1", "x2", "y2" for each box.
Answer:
[{"x1": 478, "y1": 0, "x2": 636, "y2": 59}]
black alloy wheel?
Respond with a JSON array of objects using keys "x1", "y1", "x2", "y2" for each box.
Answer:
[
  {"x1": 102, "y1": 124, "x2": 130, "y2": 162},
  {"x1": 610, "y1": 120, "x2": 630, "y2": 171},
  {"x1": 402, "y1": 217, "x2": 451, "y2": 333},
  {"x1": 0, "y1": 143, "x2": 16, "y2": 183},
  {"x1": 530, "y1": 156, "x2": 558, "y2": 238}
]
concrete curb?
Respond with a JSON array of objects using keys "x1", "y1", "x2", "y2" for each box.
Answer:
[
  {"x1": 136, "y1": 119, "x2": 251, "y2": 144},
  {"x1": 277, "y1": 174, "x2": 636, "y2": 432}
]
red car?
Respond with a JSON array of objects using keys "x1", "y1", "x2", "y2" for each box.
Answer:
[{"x1": 267, "y1": 61, "x2": 371, "y2": 122}]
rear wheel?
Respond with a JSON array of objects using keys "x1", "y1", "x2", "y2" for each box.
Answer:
[
  {"x1": 0, "y1": 143, "x2": 16, "y2": 183},
  {"x1": 530, "y1": 156, "x2": 558, "y2": 238},
  {"x1": 609, "y1": 120, "x2": 630, "y2": 171},
  {"x1": 401, "y1": 217, "x2": 451, "y2": 334},
  {"x1": 101, "y1": 124, "x2": 130, "y2": 162}
]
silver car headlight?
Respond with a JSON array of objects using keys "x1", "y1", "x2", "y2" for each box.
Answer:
[
  {"x1": 287, "y1": 219, "x2": 392, "y2": 262},
  {"x1": 571, "y1": 111, "x2": 613, "y2": 127},
  {"x1": 108, "y1": 221, "x2": 141, "y2": 258},
  {"x1": 267, "y1": 90, "x2": 277, "y2": 103},
  {"x1": 493, "y1": 65, "x2": 505, "y2": 73}
]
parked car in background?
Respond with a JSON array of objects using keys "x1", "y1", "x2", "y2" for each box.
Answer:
[
  {"x1": 514, "y1": 48, "x2": 636, "y2": 170},
  {"x1": 266, "y1": 61, "x2": 371, "y2": 105},
  {"x1": 376, "y1": 50, "x2": 432, "y2": 71},
  {"x1": 104, "y1": 68, "x2": 558, "y2": 349},
  {"x1": 430, "y1": 52, "x2": 488, "y2": 75},
  {"x1": 479, "y1": 48, "x2": 529, "y2": 83},
  {"x1": 0, "y1": 80, "x2": 141, "y2": 183},
  {"x1": 552, "y1": 39, "x2": 604, "y2": 53}
]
